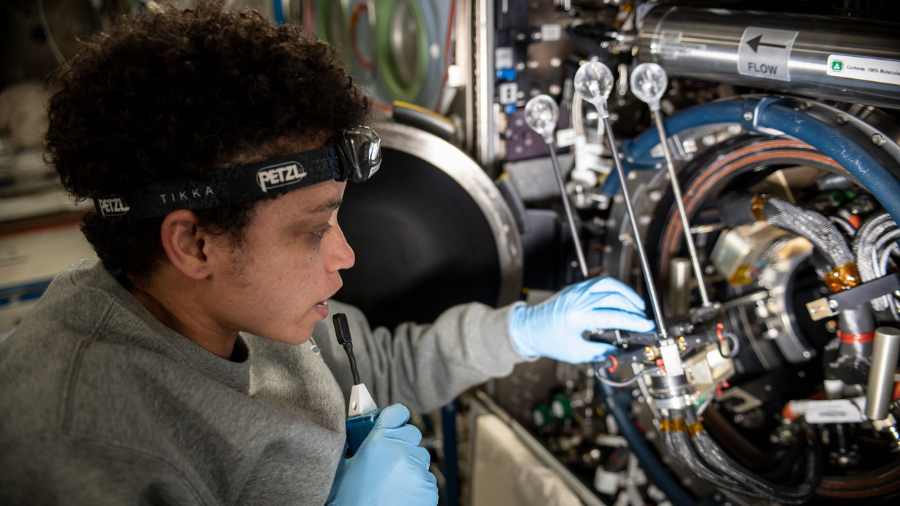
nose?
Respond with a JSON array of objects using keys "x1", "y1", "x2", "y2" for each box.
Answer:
[{"x1": 328, "y1": 224, "x2": 355, "y2": 272}]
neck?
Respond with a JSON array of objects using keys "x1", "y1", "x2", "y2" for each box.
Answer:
[{"x1": 128, "y1": 267, "x2": 238, "y2": 360}]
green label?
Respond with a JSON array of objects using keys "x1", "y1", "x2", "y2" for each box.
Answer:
[{"x1": 832, "y1": 60, "x2": 843, "y2": 72}]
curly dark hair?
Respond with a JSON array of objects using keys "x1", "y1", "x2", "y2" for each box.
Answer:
[{"x1": 45, "y1": 1, "x2": 370, "y2": 282}]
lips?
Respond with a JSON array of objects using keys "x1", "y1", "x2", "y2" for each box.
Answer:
[{"x1": 315, "y1": 300, "x2": 329, "y2": 318}]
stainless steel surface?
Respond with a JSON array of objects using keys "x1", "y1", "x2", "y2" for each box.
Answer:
[
  {"x1": 637, "y1": 6, "x2": 900, "y2": 108},
  {"x1": 458, "y1": 0, "x2": 474, "y2": 153},
  {"x1": 866, "y1": 327, "x2": 900, "y2": 421},
  {"x1": 547, "y1": 146, "x2": 589, "y2": 279},
  {"x1": 668, "y1": 258, "x2": 692, "y2": 316},
  {"x1": 604, "y1": 117, "x2": 669, "y2": 341},
  {"x1": 375, "y1": 122, "x2": 524, "y2": 306},
  {"x1": 475, "y1": 0, "x2": 496, "y2": 169},
  {"x1": 653, "y1": 110, "x2": 710, "y2": 306}
]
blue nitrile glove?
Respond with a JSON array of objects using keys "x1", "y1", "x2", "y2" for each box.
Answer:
[
  {"x1": 327, "y1": 404, "x2": 438, "y2": 506},
  {"x1": 509, "y1": 277, "x2": 655, "y2": 363}
]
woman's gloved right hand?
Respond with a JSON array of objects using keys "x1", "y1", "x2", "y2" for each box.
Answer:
[{"x1": 326, "y1": 403, "x2": 438, "y2": 506}]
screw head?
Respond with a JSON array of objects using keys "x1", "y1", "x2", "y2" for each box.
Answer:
[{"x1": 743, "y1": 111, "x2": 754, "y2": 121}]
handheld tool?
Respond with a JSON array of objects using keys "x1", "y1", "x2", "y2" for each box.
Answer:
[{"x1": 333, "y1": 313, "x2": 383, "y2": 457}]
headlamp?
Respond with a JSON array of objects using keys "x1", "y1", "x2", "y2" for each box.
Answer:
[{"x1": 92, "y1": 126, "x2": 381, "y2": 220}]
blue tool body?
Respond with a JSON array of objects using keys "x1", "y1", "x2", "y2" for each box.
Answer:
[
  {"x1": 346, "y1": 407, "x2": 384, "y2": 457},
  {"x1": 333, "y1": 313, "x2": 383, "y2": 457}
]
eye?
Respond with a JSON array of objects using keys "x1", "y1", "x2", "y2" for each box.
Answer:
[{"x1": 312, "y1": 224, "x2": 333, "y2": 239}]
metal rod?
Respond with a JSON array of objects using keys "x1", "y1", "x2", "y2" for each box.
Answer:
[
  {"x1": 866, "y1": 327, "x2": 900, "y2": 421},
  {"x1": 602, "y1": 118, "x2": 669, "y2": 341},
  {"x1": 652, "y1": 111, "x2": 711, "y2": 306},
  {"x1": 668, "y1": 258, "x2": 692, "y2": 317},
  {"x1": 546, "y1": 140, "x2": 590, "y2": 279}
]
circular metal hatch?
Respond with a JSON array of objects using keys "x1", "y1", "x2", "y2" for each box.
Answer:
[{"x1": 335, "y1": 122, "x2": 523, "y2": 329}]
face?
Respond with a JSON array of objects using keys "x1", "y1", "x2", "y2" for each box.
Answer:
[{"x1": 207, "y1": 179, "x2": 355, "y2": 344}]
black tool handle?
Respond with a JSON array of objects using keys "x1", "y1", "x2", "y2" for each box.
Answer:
[{"x1": 333, "y1": 313, "x2": 361, "y2": 385}]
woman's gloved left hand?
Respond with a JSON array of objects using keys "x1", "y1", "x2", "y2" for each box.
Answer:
[{"x1": 509, "y1": 277, "x2": 655, "y2": 364}]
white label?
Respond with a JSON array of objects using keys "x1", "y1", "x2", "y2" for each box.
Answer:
[
  {"x1": 541, "y1": 24, "x2": 562, "y2": 42},
  {"x1": 660, "y1": 343, "x2": 685, "y2": 377},
  {"x1": 556, "y1": 127, "x2": 575, "y2": 148},
  {"x1": 657, "y1": 30, "x2": 707, "y2": 61},
  {"x1": 827, "y1": 54, "x2": 900, "y2": 86},
  {"x1": 498, "y1": 82, "x2": 518, "y2": 105},
  {"x1": 495, "y1": 47, "x2": 514, "y2": 69},
  {"x1": 594, "y1": 468, "x2": 621, "y2": 495},
  {"x1": 737, "y1": 27, "x2": 797, "y2": 82},
  {"x1": 804, "y1": 400, "x2": 865, "y2": 424}
]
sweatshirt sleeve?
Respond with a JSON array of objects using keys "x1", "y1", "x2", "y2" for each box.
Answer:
[
  {"x1": 315, "y1": 301, "x2": 532, "y2": 414},
  {"x1": 0, "y1": 433, "x2": 209, "y2": 506}
]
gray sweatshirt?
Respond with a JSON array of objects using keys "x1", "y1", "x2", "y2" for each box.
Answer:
[{"x1": 0, "y1": 258, "x2": 527, "y2": 505}]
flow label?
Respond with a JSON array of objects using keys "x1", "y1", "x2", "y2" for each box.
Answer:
[
  {"x1": 737, "y1": 27, "x2": 798, "y2": 82},
  {"x1": 826, "y1": 54, "x2": 900, "y2": 86},
  {"x1": 656, "y1": 30, "x2": 707, "y2": 60}
]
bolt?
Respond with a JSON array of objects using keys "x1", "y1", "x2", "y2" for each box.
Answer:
[
  {"x1": 764, "y1": 384, "x2": 773, "y2": 392},
  {"x1": 702, "y1": 134, "x2": 717, "y2": 146},
  {"x1": 516, "y1": 33, "x2": 526, "y2": 41},
  {"x1": 829, "y1": 299, "x2": 839, "y2": 309},
  {"x1": 639, "y1": 215, "x2": 652, "y2": 226},
  {"x1": 628, "y1": 171, "x2": 638, "y2": 180},
  {"x1": 836, "y1": 113, "x2": 848, "y2": 125},
  {"x1": 531, "y1": 32, "x2": 542, "y2": 41},
  {"x1": 550, "y1": 57, "x2": 561, "y2": 68},
  {"x1": 743, "y1": 111, "x2": 754, "y2": 121},
  {"x1": 872, "y1": 133, "x2": 887, "y2": 147},
  {"x1": 649, "y1": 190, "x2": 662, "y2": 202},
  {"x1": 803, "y1": 351, "x2": 812, "y2": 359},
  {"x1": 798, "y1": 370, "x2": 806, "y2": 378}
]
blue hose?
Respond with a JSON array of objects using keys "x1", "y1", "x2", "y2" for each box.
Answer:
[
  {"x1": 272, "y1": 0, "x2": 285, "y2": 25},
  {"x1": 759, "y1": 104, "x2": 900, "y2": 224},
  {"x1": 598, "y1": 377, "x2": 696, "y2": 506},
  {"x1": 604, "y1": 98, "x2": 900, "y2": 227}
]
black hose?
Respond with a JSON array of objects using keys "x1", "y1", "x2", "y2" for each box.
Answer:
[
  {"x1": 596, "y1": 372, "x2": 696, "y2": 506},
  {"x1": 684, "y1": 406, "x2": 821, "y2": 504}
]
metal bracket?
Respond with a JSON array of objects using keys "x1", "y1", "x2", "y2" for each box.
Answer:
[
  {"x1": 807, "y1": 273, "x2": 900, "y2": 320},
  {"x1": 741, "y1": 96, "x2": 785, "y2": 137}
]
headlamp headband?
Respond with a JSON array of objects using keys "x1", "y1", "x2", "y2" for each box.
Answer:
[{"x1": 92, "y1": 126, "x2": 381, "y2": 220}]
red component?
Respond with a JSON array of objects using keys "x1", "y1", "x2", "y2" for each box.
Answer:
[
  {"x1": 893, "y1": 381, "x2": 900, "y2": 401},
  {"x1": 722, "y1": 380, "x2": 730, "y2": 389},
  {"x1": 717, "y1": 322, "x2": 725, "y2": 341},
  {"x1": 838, "y1": 330, "x2": 875, "y2": 344},
  {"x1": 608, "y1": 355, "x2": 619, "y2": 373},
  {"x1": 656, "y1": 358, "x2": 666, "y2": 374}
]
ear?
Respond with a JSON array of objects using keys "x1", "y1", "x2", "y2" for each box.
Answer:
[{"x1": 159, "y1": 210, "x2": 213, "y2": 280}]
